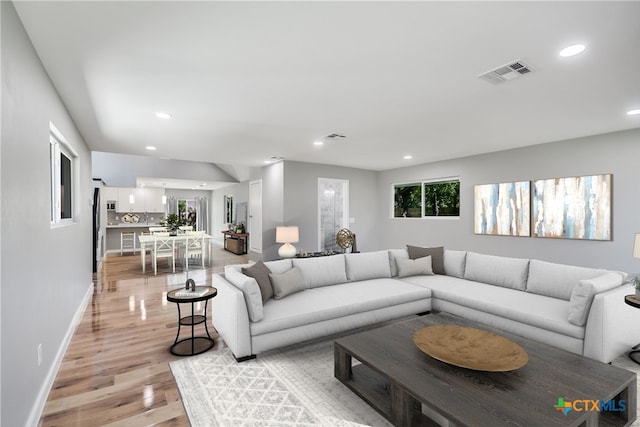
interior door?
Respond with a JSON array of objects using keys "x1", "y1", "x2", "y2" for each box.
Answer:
[{"x1": 249, "y1": 180, "x2": 262, "y2": 253}]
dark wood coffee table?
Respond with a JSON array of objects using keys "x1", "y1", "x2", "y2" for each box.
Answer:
[{"x1": 335, "y1": 313, "x2": 636, "y2": 426}]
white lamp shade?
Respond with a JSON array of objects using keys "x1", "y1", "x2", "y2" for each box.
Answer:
[
  {"x1": 634, "y1": 233, "x2": 640, "y2": 259},
  {"x1": 276, "y1": 226, "x2": 299, "y2": 243}
]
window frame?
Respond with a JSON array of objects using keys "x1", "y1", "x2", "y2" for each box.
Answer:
[
  {"x1": 391, "y1": 176, "x2": 460, "y2": 219},
  {"x1": 50, "y1": 123, "x2": 78, "y2": 227}
]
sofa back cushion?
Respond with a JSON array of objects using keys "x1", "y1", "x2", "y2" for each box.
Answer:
[
  {"x1": 345, "y1": 251, "x2": 391, "y2": 282},
  {"x1": 388, "y1": 249, "x2": 409, "y2": 277},
  {"x1": 292, "y1": 255, "x2": 347, "y2": 288},
  {"x1": 464, "y1": 252, "x2": 529, "y2": 291},
  {"x1": 527, "y1": 259, "x2": 607, "y2": 301},
  {"x1": 264, "y1": 259, "x2": 293, "y2": 274},
  {"x1": 567, "y1": 272, "x2": 625, "y2": 326},
  {"x1": 444, "y1": 250, "x2": 467, "y2": 278}
]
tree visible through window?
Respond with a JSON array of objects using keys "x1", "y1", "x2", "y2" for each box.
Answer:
[
  {"x1": 394, "y1": 184, "x2": 421, "y2": 218},
  {"x1": 424, "y1": 180, "x2": 460, "y2": 216},
  {"x1": 50, "y1": 123, "x2": 76, "y2": 225}
]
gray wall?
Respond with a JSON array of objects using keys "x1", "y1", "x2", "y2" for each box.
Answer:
[
  {"x1": 92, "y1": 151, "x2": 238, "y2": 187},
  {"x1": 378, "y1": 128, "x2": 640, "y2": 272},
  {"x1": 1, "y1": 2, "x2": 93, "y2": 426},
  {"x1": 262, "y1": 161, "x2": 381, "y2": 259}
]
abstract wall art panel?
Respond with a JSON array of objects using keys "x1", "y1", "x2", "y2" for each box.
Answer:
[
  {"x1": 532, "y1": 174, "x2": 611, "y2": 240},
  {"x1": 474, "y1": 181, "x2": 530, "y2": 236}
]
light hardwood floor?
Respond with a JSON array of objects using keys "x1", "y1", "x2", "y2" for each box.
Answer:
[{"x1": 38, "y1": 246, "x2": 249, "y2": 426}]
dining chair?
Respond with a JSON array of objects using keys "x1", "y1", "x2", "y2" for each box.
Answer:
[
  {"x1": 179, "y1": 225, "x2": 194, "y2": 232},
  {"x1": 149, "y1": 227, "x2": 168, "y2": 234},
  {"x1": 152, "y1": 234, "x2": 176, "y2": 275},
  {"x1": 120, "y1": 231, "x2": 136, "y2": 255},
  {"x1": 184, "y1": 231, "x2": 206, "y2": 270}
]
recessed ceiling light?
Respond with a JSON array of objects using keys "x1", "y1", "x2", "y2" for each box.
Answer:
[
  {"x1": 559, "y1": 44, "x2": 586, "y2": 58},
  {"x1": 313, "y1": 141, "x2": 324, "y2": 146},
  {"x1": 627, "y1": 109, "x2": 640, "y2": 116},
  {"x1": 146, "y1": 146, "x2": 157, "y2": 151},
  {"x1": 403, "y1": 155, "x2": 413, "y2": 160},
  {"x1": 155, "y1": 112, "x2": 172, "y2": 119}
]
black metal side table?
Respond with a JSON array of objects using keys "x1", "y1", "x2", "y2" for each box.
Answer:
[
  {"x1": 624, "y1": 294, "x2": 640, "y2": 364},
  {"x1": 166, "y1": 286, "x2": 217, "y2": 356}
]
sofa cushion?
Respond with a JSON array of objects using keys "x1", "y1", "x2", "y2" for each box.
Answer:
[
  {"x1": 345, "y1": 251, "x2": 391, "y2": 282},
  {"x1": 264, "y1": 258, "x2": 293, "y2": 274},
  {"x1": 444, "y1": 249, "x2": 467, "y2": 278},
  {"x1": 464, "y1": 252, "x2": 529, "y2": 291},
  {"x1": 251, "y1": 278, "x2": 431, "y2": 336},
  {"x1": 527, "y1": 260, "x2": 607, "y2": 301},
  {"x1": 224, "y1": 266, "x2": 263, "y2": 322},
  {"x1": 407, "y1": 245, "x2": 444, "y2": 274},
  {"x1": 401, "y1": 274, "x2": 584, "y2": 339},
  {"x1": 269, "y1": 266, "x2": 305, "y2": 299},
  {"x1": 389, "y1": 249, "x2": 409, "y2": 277},
  {"x1": 292, "y1": 255, "x2": 347, "y2": 288},
  {"x1": 242, "y1": 261, "x2": 273, "y2": 302},
  {"x1": 568, "y1": 273, "x2": 625, "y2": 326},
  {"x1": 396, "y1": 256, "x2": 434, "y2": 278}
]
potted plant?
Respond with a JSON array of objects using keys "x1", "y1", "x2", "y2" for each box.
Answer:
[{"x1": 160, "y1": 213, "x2": 186, "y2": 235}]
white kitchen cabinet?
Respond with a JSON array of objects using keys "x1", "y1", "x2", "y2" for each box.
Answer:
[
  {"x1": 144, "y1": 188, "x2": 166, "y2": 213},
  {"x1": 103, "y1": 187, "x2": 119, "y2": 209},
  {"x1": 117, "y1": 187, "x2": 145, "y2": 212}
]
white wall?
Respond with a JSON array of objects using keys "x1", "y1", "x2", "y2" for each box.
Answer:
[
  {"x1": 211, "y1": 182, "x2": 249, "y2": 244},
  {"x1": 1, "y1": 2, "x2": 93, "y2": 426},
  {"x1": 378, "y1": 128, "x2": 640, "y2": 272}
]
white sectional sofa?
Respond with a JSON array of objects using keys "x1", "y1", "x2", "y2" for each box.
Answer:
[{"x1": 211, "y1": 248, "x2": 639, "y2": 363}]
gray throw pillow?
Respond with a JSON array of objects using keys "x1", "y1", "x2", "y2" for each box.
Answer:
[
  {"x1": 269, "y1": 266, "x2": 305, "y2": 299},
  {"x1": 242, "y1": 261, "x2": 273, "y2": 303},
  {"x1": 396, "y1": 255, "x2": 434, "y2": 278},
  {"x1": 407, "y1": 245, "x2": 444, "y2": 274}
]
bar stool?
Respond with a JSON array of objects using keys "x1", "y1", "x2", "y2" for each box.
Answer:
[{"x1": 120, "y1": 231, "x2": 136, "y2": 255}]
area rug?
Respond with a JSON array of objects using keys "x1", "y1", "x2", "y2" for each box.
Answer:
[
  {"x1": 171, "y1": 334, "x2": 640, "y2": 427},
  {"x1": 169, "y1": 339, "x2": 393, "y2": 427}
]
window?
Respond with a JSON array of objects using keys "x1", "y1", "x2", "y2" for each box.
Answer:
[
  {"x1": 393, "y1": 178, "x2": 460, "y2": 218},
  {"x1": 50, "y1": 123, "x2": 77, "y2": 225},
  {"x1": 394, "y1": 183, "x2": 422, "y2": 218}
]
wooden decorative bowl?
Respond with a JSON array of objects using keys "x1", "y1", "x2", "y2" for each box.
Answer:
[{"x1": 413, "y1": 325, "x2": 528, "y2": 372}]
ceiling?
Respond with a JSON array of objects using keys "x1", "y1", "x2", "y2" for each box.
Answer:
[{"x1": 13, "y1": 1, "x2": 640, "y2": 174}]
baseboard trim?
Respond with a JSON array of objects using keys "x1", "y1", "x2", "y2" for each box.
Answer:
[{"x1": 26, "y1": 281, "x2": 94, "y2": 427}]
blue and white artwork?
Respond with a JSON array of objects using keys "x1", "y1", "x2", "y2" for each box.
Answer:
[
  {"x1": 532, "y1": 174, "x2": 611, "y2": 240},
  {"x1": 474, "y1": 181, "x2": 530, "y2": 236}
]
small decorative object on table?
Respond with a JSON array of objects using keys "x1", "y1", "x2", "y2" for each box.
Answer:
[{"x1": 632, "y1": 274, "x2": 640, "y2": 299}]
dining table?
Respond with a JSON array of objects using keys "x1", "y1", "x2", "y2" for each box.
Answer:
[{"x1": 138, "y1": 232, "x2": 213, "y2": 274}]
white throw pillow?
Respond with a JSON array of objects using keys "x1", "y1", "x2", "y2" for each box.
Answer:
[
  {"x1": 396, "y1": 255, "x2": 434, "y2": 278},
  {"x1": 269, "y1": 266, "x2": 305, "y2": 299},
  {"x1": 225, "y1": 267, "x2": 263, "y2": 322},
  {"x1": 345, "y1": 251, "x2": 392, "y2": 282},
  {"x1": 292, "y1": 255, "x2": 347, "y2": 288},
  {"x1": 568, "y1": 273, "x2": 624, "y2": 326}
]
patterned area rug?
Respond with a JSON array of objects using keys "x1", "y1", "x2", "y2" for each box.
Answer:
[{"x1": 169, "y1": 339, "x2": 393, "y2": 427}]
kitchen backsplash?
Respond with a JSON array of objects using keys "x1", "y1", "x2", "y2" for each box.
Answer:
[{"x1": 107, "y1": 211, "x2": 165, "y2": 225}]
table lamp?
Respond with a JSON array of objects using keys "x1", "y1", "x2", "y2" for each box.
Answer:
[{"x1": 276, "y1": 226, "x2": 299, "y2": 258}]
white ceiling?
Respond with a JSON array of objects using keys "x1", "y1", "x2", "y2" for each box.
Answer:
[{"x1": 14, "y1": 1, "x2": 640, "y2": 173}]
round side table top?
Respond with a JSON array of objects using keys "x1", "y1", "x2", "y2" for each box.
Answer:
[
  {"x1": 624, "y1": 294, "x2": 640, "y2": 309},
  {"x1": 413, "y1": 325, "x2": 528, "y2": 372},
  {"x1": 167, "y1": 286, "x2": 217, "y2": 303}
]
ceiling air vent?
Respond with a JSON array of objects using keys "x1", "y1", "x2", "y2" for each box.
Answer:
[
  {"x1": 325, "y1": 133, "x2": 346, "y2": 139},
  {"x1": 478, "y1": 60, "x2": 533, "y2": 84}
]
